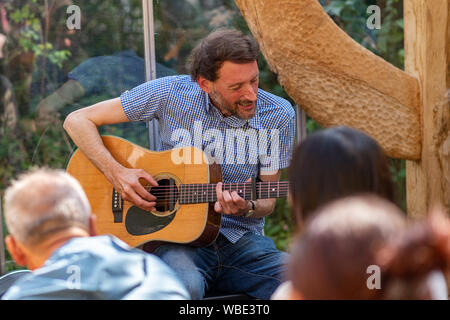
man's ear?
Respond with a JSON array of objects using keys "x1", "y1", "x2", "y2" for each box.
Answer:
[
  {"x1": 89, "y1": 214, "x2": 98, "y2": 236},
  {"x1": 197, "y1": 76, "x2": 213, "y2": 94},
  {"x1": 5, "y1": 235, "x2": 27, "y2": 266}
]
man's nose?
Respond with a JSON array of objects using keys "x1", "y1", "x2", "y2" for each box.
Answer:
[{"x1": 243, "y1": 83, "x2": 257, "y2": 101}]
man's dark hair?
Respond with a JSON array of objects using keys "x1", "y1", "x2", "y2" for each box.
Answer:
[{"x1": 187, "y1": 29, "x2": 259, "y2": 82}]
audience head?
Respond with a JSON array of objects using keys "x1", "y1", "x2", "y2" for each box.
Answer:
[
  {"x1": 4, "y1": 168, "x2": 96, "y2": 270},
  {"x1": 289, "y1": 126, "x2": 394, "y2": 226},
  {"x1": 288, "y1": 195, "x2": 450, "y2": 300}
]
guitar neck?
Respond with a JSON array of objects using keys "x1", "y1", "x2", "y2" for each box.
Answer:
[{"x1": 178, "y1": 181, "x2": 289, "y2": 204}]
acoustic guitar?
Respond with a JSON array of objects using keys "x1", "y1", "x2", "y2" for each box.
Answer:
[{"x1": 66, "y1": 135, "x2": 289, "y2": 249}]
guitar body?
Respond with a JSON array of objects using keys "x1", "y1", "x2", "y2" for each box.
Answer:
[{"x1": 67, "y1": 135, "x2": 221, "y2": 248}]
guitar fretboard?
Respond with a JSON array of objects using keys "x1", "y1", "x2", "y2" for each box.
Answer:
[{"x1": 178, "y1": 181, "x2": 289, "y2": 204}]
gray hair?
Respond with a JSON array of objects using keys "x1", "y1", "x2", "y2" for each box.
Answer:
[{"x1": 4, "y1": 168, "x2": 91, "y2": 244}]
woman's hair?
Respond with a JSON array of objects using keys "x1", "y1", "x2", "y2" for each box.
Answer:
[
  {"x1": 289, "y1": 126, "x2": 395, "y2": 223},
  {"x1": 288, "y1": 195, "x2": 450, "y2": 300},
  {"x1": 187, "y1": 28, "x2": 259, "y2": 82}
]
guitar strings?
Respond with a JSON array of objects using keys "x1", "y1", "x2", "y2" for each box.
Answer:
[
  {"x1": 122, "y1": 182, "x2": 290, "y2": 203},
  {"x1": 143, "y1": 185, "x2": 290, "y2": 194},
  {"x1": 145, "y1": 188, "x2": 291, "y2": 194},
  {"x1": 142, "y1": 183, "x2": 290, "y2": 192},
  {"x1": 142, "y1": 182, "x2": 290, "y2": 191}
]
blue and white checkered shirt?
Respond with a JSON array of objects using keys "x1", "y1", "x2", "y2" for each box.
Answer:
[{"x1": 120, "y1": 75, "x2": 295, "y2": 243}]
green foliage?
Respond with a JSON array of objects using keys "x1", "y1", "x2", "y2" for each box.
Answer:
[
  {"x1": 6, "y1": 2, "x2": 71, "y2": 66},
  {"x1": 323, "y1": 0, "x2": 404, "y2": 66},
  {"x1": 323, "y1": 0, "x2": 377, "y2": 49},
  {"x1": 1, "y1": 117, "x2": 73, "y2": 272},
  {"x1": 0, "y1": 119, "x2": 72, "y2": 193},
  {"x1": 375, "y1": 0, "x2": 405, "y2": 67}
]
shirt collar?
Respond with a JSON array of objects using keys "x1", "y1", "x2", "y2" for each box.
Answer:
[{"x1": 204, "y1": 91, "x2": 213, "y2": 113}]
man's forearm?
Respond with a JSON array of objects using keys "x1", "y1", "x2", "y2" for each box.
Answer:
[
  {"x1": 63, "y1": 101, "x2": 127, "y2": 181},
  {"x1": 64, "y1": 112, "x2": 122, "y2": 178}
]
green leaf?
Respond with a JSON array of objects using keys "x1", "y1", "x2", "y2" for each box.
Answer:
[{"x1": 324, "y1": 1, "x2": 346, "y2": 16}]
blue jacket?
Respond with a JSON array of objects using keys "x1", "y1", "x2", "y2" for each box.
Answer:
[{"x1": 2, "y1": 235, "x2": 190, "y2": 300}]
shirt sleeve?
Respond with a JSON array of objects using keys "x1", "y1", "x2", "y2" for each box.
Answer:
[{"x1": 120, "y1": 76, "x2": 175, "y2": 122}]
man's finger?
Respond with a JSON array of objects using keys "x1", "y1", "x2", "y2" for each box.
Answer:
[
  {"x1": 134, "y1": 182, "x2": 157, "y2": 202},
  {"x1": 231, "y1": 191, "x2": 245, "y2": 206},
  {"x1": 214, "y1": 201, "x2": 222, "y2": 213},
  {"x1": 139, "y1": 170, "x2": 159, "y2": 187},
  {"x1": 125, "y1": 190, "x2": 156, "y2": 212},
  {"x1": 222, "y1": 190, "x2": 233, "y2": 203},
  {"x1": 216, "y1": 182, "x2": 223, "y2": 201}
]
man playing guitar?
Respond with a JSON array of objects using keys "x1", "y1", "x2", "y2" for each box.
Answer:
[{"x1": 64, "y1": 29, "x2": 295, "y2": 299}]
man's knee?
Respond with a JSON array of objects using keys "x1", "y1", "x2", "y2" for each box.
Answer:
[{"x1": 154, "y1": 244, "x2": 205, "y2": 299}]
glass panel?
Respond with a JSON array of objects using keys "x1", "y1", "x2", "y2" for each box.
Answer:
[
  {"x1": 153, "y1": 0, "x2": 245, "y2": 75},
  {"x1": 0, "y1": 0, "x2": 147, "y2": 272}
]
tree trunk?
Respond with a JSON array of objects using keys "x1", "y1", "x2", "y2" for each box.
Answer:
[{"x1": 235, "y1": 0, "x2": 421, "y2": 160}]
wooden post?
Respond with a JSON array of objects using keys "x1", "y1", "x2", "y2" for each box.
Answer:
[{"x1": 404, "y1": 0, "x2": 450, "y2": 218}]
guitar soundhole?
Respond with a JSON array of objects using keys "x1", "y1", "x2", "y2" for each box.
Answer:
[{"x1": 150, "y1": 178, "x2": 179, "y2": 214}]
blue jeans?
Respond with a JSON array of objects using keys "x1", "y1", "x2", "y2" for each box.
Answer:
[{"x1": 154, "y1": 232, "x2": 288, "y2": 300}]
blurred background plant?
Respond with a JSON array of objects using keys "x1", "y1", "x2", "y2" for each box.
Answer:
[{"x1": 1, "y1": 0, "x2": 407, "y2": 271}]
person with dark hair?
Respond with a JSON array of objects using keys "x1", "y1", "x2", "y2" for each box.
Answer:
[
  {"x1": 188, "y1": 29, "x2": 259, "y2": 83},
  {"x1": 288, "y1": 126, "x2": 395, "y2": 229},
  {"x1": 63, "y1": 28, "x2": 296, "y2": 299},
  {"x1": 286, "y1": 195, "x2": 450, "y2": 300},
  {"x1": 272, "y1": 125, "x2": 448, "y2": 299}
]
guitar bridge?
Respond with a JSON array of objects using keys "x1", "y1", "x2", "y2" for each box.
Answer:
[{"x1": 112, "y1": 188, "x2": 123, "y2": 223}]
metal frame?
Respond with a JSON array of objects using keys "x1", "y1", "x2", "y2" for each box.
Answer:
[
  {"x1": 142, "y1": 0, "x2": 161, "y2": 151},
  {"x1": 295, "y1": 105, "x2": 307, "y2": 143},
  {"x1": 0, "y1": 198, "x2": 6, "y2": 275}
]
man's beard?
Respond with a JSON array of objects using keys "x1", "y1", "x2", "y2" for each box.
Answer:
[{"x1": 210, "y1": 86, "x2": 256, "y2": 120}]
